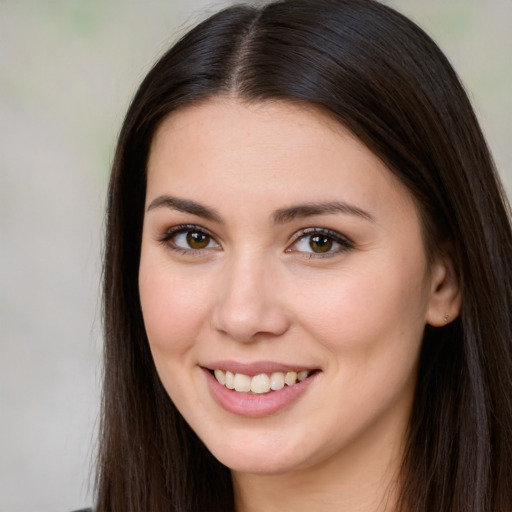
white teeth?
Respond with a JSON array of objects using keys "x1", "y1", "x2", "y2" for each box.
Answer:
[
  {"x1": 284, "y1": 371, "x2": 297, "y2": 386},
  {"x1": 270, "y1": 372, "x2": 285, "y2": 390},
  {"x1": 225, "y1": 371, "x2": 235, "y2": 390},
  {"x1": 213, "y1": 369, "x2": 311, "y2": 393},
  {"x1": 297, "y1": 370, "x2": 309, "y2": 382},
  {"x1": 251, "y1": 373, "x2": 271, "y2": 394},
  {"x1": 214, "y1": 369, "x2": 226, "y2": 386},
  {"x1": 234, "y1": 373, "x2": 251, "y2": 392}
]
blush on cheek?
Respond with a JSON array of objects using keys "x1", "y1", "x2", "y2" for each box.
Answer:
[
  {"x1": 140, "y1": 269, "x2": 212, "y2": 352},
  {"x1": 299, "y1": 279, "x2": 377, "y2": 341},
  {"x1": 301, "y1": 267, "x2": 425, "y2": 355}
]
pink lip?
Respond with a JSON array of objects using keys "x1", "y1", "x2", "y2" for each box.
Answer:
[
  {"x1": 204, "y1": 360, "x2": 314, "y2": 376},
  {"x1": 202, "y1": 367, "x2": 320, "y2": 418}
]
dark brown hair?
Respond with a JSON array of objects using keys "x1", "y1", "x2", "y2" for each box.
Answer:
[{"x1": 96, "y1": 1, "x2": 512, "y2": 510}]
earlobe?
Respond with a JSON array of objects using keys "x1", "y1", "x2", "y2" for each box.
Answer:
[{"x1": 426, "y1": 254, "x2": 462, "y2": 327}]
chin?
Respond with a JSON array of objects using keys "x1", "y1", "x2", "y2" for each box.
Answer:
[
  {"x1": 204, "y1": 434, "x2": 312, "y2": 476},
  {"x1": 217, "y1": 453, "x2": 300, "y2": 476}
]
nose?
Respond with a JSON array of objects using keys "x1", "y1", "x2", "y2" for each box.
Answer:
[{"x1": 211, "y1": 253, "x2": 291, "y2": 343}]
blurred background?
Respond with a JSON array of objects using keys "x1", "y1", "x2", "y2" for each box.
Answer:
[{"x1": 1, "y1": 1, "x2": 510, "y2": 510}]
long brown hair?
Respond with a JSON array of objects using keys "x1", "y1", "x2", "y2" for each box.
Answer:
[{"x1": 96, "y1": 1, "x2": 512, "y2": 510}]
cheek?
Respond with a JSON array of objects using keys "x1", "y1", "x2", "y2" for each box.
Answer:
[
  {"x1": 290, "y1": 263, "x2": 428, "y2": 437},
  {"x1": 138, "y1": 258, "x2": 214, "y2": 354},
  {"x1": 291, "y1": 257, "x2": 429, "y2": 362}
]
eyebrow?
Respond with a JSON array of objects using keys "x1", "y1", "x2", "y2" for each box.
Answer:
[
  {"x1": 146, "y1": 195, "x2": 224, "y2": 223},
  {"x1": 146, "y1": 195, "x2": 373, "y2": 224},
  {"x1": 272, "y1": 201, "x2": 373, "y2": 224}
]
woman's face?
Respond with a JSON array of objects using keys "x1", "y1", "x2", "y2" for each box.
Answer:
[{"x1": 139, "y1": 99, "x2": 450, "y2": 477}]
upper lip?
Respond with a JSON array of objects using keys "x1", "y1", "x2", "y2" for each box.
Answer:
[{"x1": 202, "y1": 360, "x2": 317, "y2": 376}]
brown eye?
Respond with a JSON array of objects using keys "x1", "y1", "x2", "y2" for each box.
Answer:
[
  {"x1": 309, "y1": 235, "x2": 333, "y2": 253},
  {"x1": 288, "y1": 228, "x2": 353, "y2": 257},
  {"x1": 162, "y1": 226, "x2": 220, "y2": 252},
  {"x1": 186, "y1": 231, "x2": 211, "y2": 249}
]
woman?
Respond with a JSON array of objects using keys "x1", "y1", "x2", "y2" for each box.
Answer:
[{"x1": 95, "y1": 0, "x2": 512, "y2": 511}]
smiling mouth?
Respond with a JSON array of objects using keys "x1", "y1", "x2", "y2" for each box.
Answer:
[{"x1": 211, "y1": 369, "x2": 316, "y2": 394}]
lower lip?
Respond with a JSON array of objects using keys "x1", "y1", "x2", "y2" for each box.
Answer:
[{"x1": 203, "y1": 369, "x2": 319, "y2": 418}]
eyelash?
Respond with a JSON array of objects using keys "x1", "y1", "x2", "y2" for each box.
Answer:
[
  {"x1": 287, "y1": 227, "x2": 354, "y2": 258},
  {"x1": 158, "y1": 224, "x2": 220, "y2": 255},
  {"x1": 157, "y1": 225, "x2": 354, "y2": 258}
]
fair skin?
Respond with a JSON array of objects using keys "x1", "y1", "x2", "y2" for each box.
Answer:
[{"x1": 138, "y1": 98, "x2": 460, "y2": 512}]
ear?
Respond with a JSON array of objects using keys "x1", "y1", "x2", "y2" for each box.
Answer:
[{"x1": 426, "y1": 253, "x2": 461, "y2": 327}]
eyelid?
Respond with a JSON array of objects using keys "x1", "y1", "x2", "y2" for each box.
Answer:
[
  {"x1": 156, "y1": 224, "x2": 353, "y2": 257},
  {"x1": 157, "y1": 224, "x2": 221, "y2": 252},
  {"x1": 287, "y1": 227, "x2": 354, "y2": 256}
]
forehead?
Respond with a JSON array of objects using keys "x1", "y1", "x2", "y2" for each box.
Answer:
[
  {"x1": 146, "y1": 98, "x2": 416, "y2": 220},
  {"x1": 149, "y1": 98, "x2": 348, "y2": 165}
]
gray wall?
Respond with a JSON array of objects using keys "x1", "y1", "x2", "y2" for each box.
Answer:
[{"x1": 1, "y1": 1, "x2": 510, "y2": 510}]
